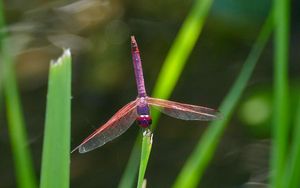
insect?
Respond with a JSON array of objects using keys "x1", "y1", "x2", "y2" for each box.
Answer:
[{"x1": 72, "y1": 36, "x2": 220, "y2": 153}]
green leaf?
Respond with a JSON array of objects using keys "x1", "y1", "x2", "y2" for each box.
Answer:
[
  {"x1": 2, "y1": 54, "x2": 38, "y2": 188},
  {"x1": 0, "y1": 0, "x2": 6, "y2": 49},
  {"x1": 40, "y1": 49, "x2": 72, "y2": 188},
  {"x1": 151, "y1": 0, "x2": 214, "y2": 100},
  {"x1": 118, "y1": 136, "x2": 141, "y2": 188},
  {"x1": 172, "y1": 11, "x2": 273, "y2": 188},
  {"x1": 285, "y1": 95, "x2": 300, "y2": 188},
  {"x1": 137, "y1": 129, "x2": 153, "y2": 188},
  {"x1": 0, "y1": 0, "x2": 5, "y2": 113},
  {"x1": 270, "y1": 0, "x2": 290, "y2": 187},
  {"x1": 1, "y1": 0, "x2": 37, "y2": 187}
]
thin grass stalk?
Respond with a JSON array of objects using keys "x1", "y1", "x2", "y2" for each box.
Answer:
[
  {"x1": 270, "y1": 0, "x2": 290, "y2": 187},
  {"x1": 137, "y1": 129, "x2": 153, "y2": 188},
  {"x1": 0, "y1": 0, "x2": 5, "y2": 47},
  {"x1": 0, "y1": 1, "x2": 37, "y2": 187},
  {"x1": 118, "y1": 0, "x2": 214, "y2": 187},
  {"x1": 40, "y1": 49, "x2": 72, "y2": 188},
  {"x1": 118, "y1": 135, "x2": 141, "y2": 188},
  {"x1": 3, "y1": 54, "x2": 38, "y2": 188},
  {"x1": 151, "y1": 0, "x2": 214, "y2": 129},
  {"x1": 152, "y1": 0, "x2": 213, "y2": 100},
  {"x1": 0, "y1": 0, "x2": 4, "y2": 109},
  {"x1": 173, "y1": 11, "x2": 273, "y2": 188},
  {"x1": 285, "y1": 96, "x2": 300, "y2": 187}
]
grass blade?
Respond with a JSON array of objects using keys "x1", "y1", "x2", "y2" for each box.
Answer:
[
  {"x1": 118, "y1": 0, "x2": 214, "y2": 186},
  {"x1": 1, "y1": 1, "x2": 37, "y2": 187},
  {"x1": 118, "y1": 136, "x2": 141, "y2": 188},
  {"x1": 0, "y1": 0, "x2": 5, "y2": 47},
  {"x1": 0, "y1": 0, "x2": 5, "y2": 115},
  {"x1": 40, "y1": 49, "x2": 72, "y2": 188},
  {"x1": 172, "y1": 11, "x2": 273, "y2": 188},
  {"x1": 2, "y1": 55, "x2": 38, "y2": 188},
  {"x1": 285, "y1": 96, "x2": 300, "y2": 187},
  {"x1": 137, "y1": 129, "x2": 153, "y2": 188},
  {"x1": 152, "y1": 0, "x2": 213, "y2": 100},
  {"x1": 270, "y1": 0, "x2": 290, "y2": 187}
]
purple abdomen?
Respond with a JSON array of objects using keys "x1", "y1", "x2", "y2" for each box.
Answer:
[{"x1": 137, "y1": 115, "x2": 152, "y2": 128}]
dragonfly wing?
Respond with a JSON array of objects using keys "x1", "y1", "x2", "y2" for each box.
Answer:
[
  {"x1": 73, "y1": 100, "x2": 138, "y2": 153},
  {"x1": 147, "y1": 97, "x2": 220, "y2": 121}
]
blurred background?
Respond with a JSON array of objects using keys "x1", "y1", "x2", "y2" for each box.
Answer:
[{"x1": 0, "y1": 0, "x2": 299, "y2": 187}]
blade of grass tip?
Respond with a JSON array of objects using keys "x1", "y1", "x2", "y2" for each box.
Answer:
[
  {"x1": 285, "y1": 95, "x2": 300, "y2": 188},
  {"x1": 40, "y1": 49, "x2": 72, "y2": 188},
  {"x1": 0, "y1": 1, "x2": 37, "y2": 187},
  {"x1": 270, "y1": 0, "x2": 290, "y2": 187},
  {"x1": 137, "y1": 129, "x2": 153, "y2": 188},
  {"x1": 173, "y1": 11, "x2": 273, "y2": 188},
  {"x1": 118, "y1": 0, "x2": 214, "y2": 186}
]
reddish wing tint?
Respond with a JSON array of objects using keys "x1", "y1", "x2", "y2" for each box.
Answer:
[
  {"x1": 72, "y1": 100, "x2": 138, "y2": 153},
  {"x1": 147, "y1": 97, "x2": 220, "y2": 121}
]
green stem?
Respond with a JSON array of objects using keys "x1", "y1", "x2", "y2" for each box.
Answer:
[
  {"x1": 173, "y1": 11, "x2": 273, "y2": 188},
  {"x1": 285, "y1": 96, "x2": 300, "y2": 187},
  {"x1": 3, "y1": 54, "x2": 38, "y2": 188},
  {"x1": 118, "y1": 135, "x2": 141, "y2": 188},
  {"x1": 0, "y1": 1, "x2": 37, "y2": 187},
  {"x1": 137, "y1": 129, "x2": 153, "y2": 188},
  {"x1": 270, "y1": 0, "x2": 290, "y2": 187}
]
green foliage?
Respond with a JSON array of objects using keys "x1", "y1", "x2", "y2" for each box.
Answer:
[
  {"x1": 118, "y1": 136, "x2": 141, "y2": 188},
  {"x1": 2, "y1": 54, "x2": 38, "y2": 188},
  {"x1": 172, "y1": 11, "x2": 273, "y2": 188},
  {"x1": 151, "y1": 0, "x2": 214, "y2": 100},
  {"x1": 0, "y1": 0, "x2": 6, "y2": 48},
  {"x1": 285, "y1": 96, "x2": 300, "y2": 187},
  {"x1": 40, "y1": 49, "x2": 72, "y2": 188},
  {"x1": 1, "y1": 1, "x2": 37, "y2": 187},
  {"x1": 270, "y1": 0, "x2": 290, "y2": 187},
  {"x1": 137, "y1": 129, "x2": 153, "y2": 188}
]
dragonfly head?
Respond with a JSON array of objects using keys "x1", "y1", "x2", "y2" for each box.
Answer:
[{"x1": 137, "y1": 115, "x2": 152, "y2": 128}]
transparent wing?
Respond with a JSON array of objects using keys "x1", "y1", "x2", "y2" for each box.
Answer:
[
  {"x1": 73, "y1": 99, "x2": 138, "y2": 153},
  {"x1": 147, "y1": 97, "x2": 220, "y2": 121}
]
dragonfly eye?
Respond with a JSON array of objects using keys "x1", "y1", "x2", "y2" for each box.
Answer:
[{"x1": 136, "y1": 115, "x2": 152, "y2": 128}]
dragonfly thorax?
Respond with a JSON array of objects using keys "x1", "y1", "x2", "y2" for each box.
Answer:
[{"x1": 137, "y1": 115, "x2": 152, "y2": 128}]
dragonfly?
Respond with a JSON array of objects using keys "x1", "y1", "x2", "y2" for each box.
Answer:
[{"x1": 72, "y1": 36, "x2": 220, "y2": 153}]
